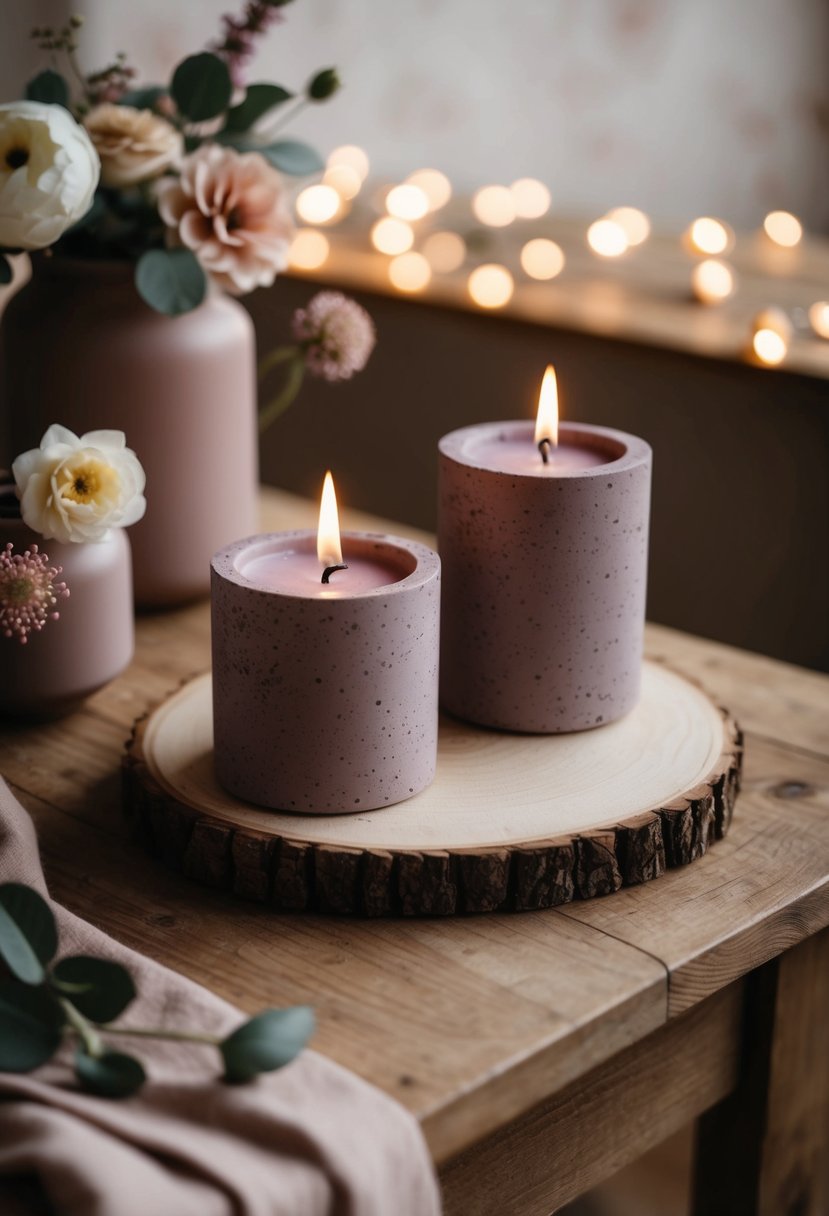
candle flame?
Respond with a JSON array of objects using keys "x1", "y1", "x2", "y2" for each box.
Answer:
[
  {"x1": 534, "y1": 365, "x2": 559, "y2": 449},
  {"x1": 317, "y1": 471, "x2": 343, "y2": 565}
]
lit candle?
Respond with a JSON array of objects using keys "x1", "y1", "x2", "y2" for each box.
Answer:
[
  {"x1": 438, "y1": 368, "x2": 651, "y2": 733},
  {"x1": 211, "y1": 472, "x2": 441, "y2": 812}
]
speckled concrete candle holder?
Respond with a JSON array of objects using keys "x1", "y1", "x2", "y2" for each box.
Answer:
[
  {"x1": 438, "y1": 421, "x2": 652, "y2": 733},
  {"x1": 211, "y1": 532, "x2": 440, "y2": 813}
]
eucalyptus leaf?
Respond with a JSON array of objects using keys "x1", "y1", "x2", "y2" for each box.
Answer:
[
  {"x1": 258, "y1": 140, "x2": 324, "y2": 176},
  {"x1": 52, "y1": 956, "x2": 136, "y2": 1023},
  {"x1": 118, "y1": 86, "x2": 166, "y2": 111},
  {"x1": 307, "y1": 68, "x2": 340, "y2": 102},
  {"x1": 0, "y1": 255, "x2": 12, "y2": 286},
  {"x1": 220, "y1": 1006, "x2": 314, "y2": 1083},
  {"x1": 0, "y1": 883, "x2": 58, "y2": 984},
  {"x1": 135, "y1": 249, "x2": 207, "y2": 317},
  {"x1": 75, "y1": 1049, "x2": 146, "y2": 1098},
  {"x1": 224, "y1": 83, "x2": 293, "y2": 132},
  {"x1": 25, "y1": 70, "x2": 70, "y2": 108},
  {"x1": 0, "y1": 979, "x2": 63, "y2": 1072},
  {"x1": 171, "y1": 53, "x2": 232, "y2": 122}
]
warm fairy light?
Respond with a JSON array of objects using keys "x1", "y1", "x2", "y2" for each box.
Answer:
[
  {"x1": 808, "y1": 301, "x2": 829, "y2": 339},
  {"x1": 295, "y1": 184, "x2": 340, "y2": 225},
  {"x1": 317, "y1": 470, "x2": 343, "y2": 566},
  {"x1": 422, "y1": 230, "x2": 466, "y2": 273},
  {"x1": 388, "y1": 251, "x2": 431, "y2": 292},
  {"x1": 472, "y1": 185, "x2": 516, "y2": 227},
  {"x1": 691, "y1": 258, "x2": 735, "y2": 305},
  {"x1": 467, "y1": 263, "x2": 514, "y2": 308},
  {"x1": 752, "y1": 328, "x2": 787, "y2": 366},
  {"x1": 534, "y1": 365, "x2": 559, "y2": 449},
  {"x1": 323, "y1": 164, "x2": 362, "y2": 199},
  {"x1": 520, "y1": 237, "x2": 565, "y2": 280},
  {"x1": 606, "y1": 206, "x2": 651, "y2": 246},
  {"x1": 326, "y1": 144, "x2": 370, "y2": 182},
  {"x1": 587, "y1": 218, "x2": 628, "y2": 258},
  {"x1": 288, "y1": 229, "x2": 330, "y2": 270},
  {"x1": 510, "y1": 178, "x2": 551, "y2": 219},
  {"x1": 385, "y1": 183, "x2": 429, "y2": 221},
  {"x1": 685, "y1": 217, "x2": 732, "y2": 255},
  {"x1": 406, "y1": 169, "x2": 452, "y2": 211},
  {"x1": 763, "y1": 210, "x2": 803, "y2": 248},
  {"x1": 371, "y1": 217, "x2": 414, "y2": 255}
]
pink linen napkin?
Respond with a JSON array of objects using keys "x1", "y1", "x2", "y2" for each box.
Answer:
[{"x1": 0, "y1": 779, "x2": 441, "y2": 1216}]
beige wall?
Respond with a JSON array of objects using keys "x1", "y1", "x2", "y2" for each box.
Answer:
[{"x1": 3, "y1": 0, "x2": 828, "y2": 231}]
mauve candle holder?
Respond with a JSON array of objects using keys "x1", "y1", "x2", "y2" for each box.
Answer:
[
  {"x1": 211, "y1": 531, "x2": 441, "y2": 813},
  {"x1": 438, "y1": 421, "x2": 652, "y2": 733}
]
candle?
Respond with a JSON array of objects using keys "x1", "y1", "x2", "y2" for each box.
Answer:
[
  {"x1": 211, "y1": 473, "x2": 441, "y2": 813},
  {"x1": 438, "y1": 367, "x2": 651, "y2": 733}
]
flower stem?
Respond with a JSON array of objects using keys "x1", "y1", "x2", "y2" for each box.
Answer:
[
  {"x1": 258, "y1": 343, "x2": 300, "y2": 381},
  {"x1": 258, "y1": 350, "x2": 306, "y2": 433},
  {"x1": 262, "y1": 96, "x2": 308, "y2": 138},
  {"x1": 95, "y1": 1024, "x2": 221, "y2": 1047},
  {"x1": 59, "y1": 997, "x2": 104, "y2": 1058}
]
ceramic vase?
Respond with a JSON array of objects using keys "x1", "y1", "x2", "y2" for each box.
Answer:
[
  {"x1": 1, "y1": 256, "x2": 259, "y2": 607},
  {"x1": 0, "y1": 488, "x2": 133, "y2": 718}
]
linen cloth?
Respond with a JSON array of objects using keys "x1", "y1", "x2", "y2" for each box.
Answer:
[{"x1": 0, "y1": 779, "x2": 441, "y2": 1216}]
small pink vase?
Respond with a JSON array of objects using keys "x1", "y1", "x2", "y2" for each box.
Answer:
[
  {"x1": 0, "y1": 489, "x2": 133, "y2": 718},
  {"x1": 1, "y1": 256, "x2": 259, "y2": 607}
]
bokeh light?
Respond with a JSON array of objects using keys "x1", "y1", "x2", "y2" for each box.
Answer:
[
  {"x1": 691, "y1": 258, "x2": 735, "y2": 304},
  {"x1": 295, "y1": 184, "x2": 340, "y2": 225},
  {"x1": 385, "y1": 184, "x2": 429, "y2": 221},
  {"x1": 322, "y1": 164, "x2": 362, "y2": 200},
  {"x1": 606, "y1": 206, "x2": 651, "y2": 246},
  {"x1": 472, "y1": 185, "x2": 516, "y2": 227},
  {"x1": 520, "y1": 238, "x2": 565, "y2": 280},
  {"x1": 510, "y1": 178, "x2": 551, "y2": 220},
  {"x1": 371, "y1": 217, "x2": 414, "y2": 255},
  {"x1": 763, "y1": 210, "x2": 803, "y2": 248},
  {"x1": 406, "y1": 169, "x2": 452, "y2": 211},
  {"x1": 686, "y1": 217, "x2": 733, "y2": 255},
  {"x1": 587, "y1": 218, "x2": 628, "y2": 257},
  {"x1": 422, "y1": 231, "x2": 466, "y2": 273},
  {"x1": 326, "y1": 144, "x2": 370, "y2": 182},
  {"x1": 808, "y1": 301, "x2": 829, "y2": 339},
  {"x1": 468, "y1": 263, "x2": 514, "y2": 308},
  {"x1": 388, "y1": 251, "x2": 432, "y2": 292},
  {"x1": 752, "y1": 328, "x2": 787, "y2": 366},
  {"x1": 288, "y1": 229, "x2": 330, "y2": 270}
]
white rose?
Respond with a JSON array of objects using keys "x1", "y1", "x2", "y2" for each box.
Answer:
[
  {"x1": 12, "y1": 425, "x2": 146, "y2": 544},
  {"x1": 0, "y1": 101, "x2": 100, "y2": 251}
]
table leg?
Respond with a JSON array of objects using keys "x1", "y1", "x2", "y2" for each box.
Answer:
[{"x1": 692, "y1": 925, "x2": 829, "y2": 1216}]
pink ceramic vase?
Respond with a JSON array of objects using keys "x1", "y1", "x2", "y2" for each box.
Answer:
[
  {"x1": 1, "y1": 256, "x2": 259, "y2": 607},
  {"x1": 0, "y1": 488, "x2": 133, "y2": 718}
]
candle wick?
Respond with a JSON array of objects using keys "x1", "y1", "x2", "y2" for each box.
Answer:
[
  {"x1": 538, "y1": 438, "x2": 553, "y2": 465},
  {"x1": 321, "y1": 562, "x2": 349, "y2": 585}
]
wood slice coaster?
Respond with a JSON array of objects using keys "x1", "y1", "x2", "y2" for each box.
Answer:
[{"x1": 123, "y1": 662, "x2": 743, "y2": 917}]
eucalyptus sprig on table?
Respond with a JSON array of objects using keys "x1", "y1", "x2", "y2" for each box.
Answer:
[{"x1": 0, "y1": 882, "x2": 314, "y2": 1097}]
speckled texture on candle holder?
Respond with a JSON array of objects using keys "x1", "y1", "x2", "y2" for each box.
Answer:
[
  {"x1": 211, "y1": 531, "x2": 440, "y2": 813},
  {"x1": 438, "y1": 421, "x2": 652, "y2": 733}
]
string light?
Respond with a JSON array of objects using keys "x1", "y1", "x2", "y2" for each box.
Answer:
[
  {"x1": 295, "y1": 184, "x2": 340, "y2": 225},
  {"x1": 388, "y1": 251, "x2": 431, "y2": 292},
  {"x1": 510, "y1": 178, "x2": 551, "y2": 219},
  {"x1": 468, "y1": 264, "x2": 514, "y2": 308},
  {"x1": 685, "y1": 217, "x2": 733, "y2": 256},
  {"x1": 472, "y1": 185, "x2": 516, "y2": 227},
  {"x1": 326, "y1": 145, "x2": 370, "y2": 182},
  {"x1": 520, "y1": 238, "x2": 565, "y2": 280},
  {"x1": 322, "y1": 164, "x2": 362, "y2": 200},
  {"x1": 587, "y1": 218, "x2": 628, "y2": 258},
  {"x1": 422, "y1": 231, "x2": 466, "y2": 273},
  {"x1": 808, "y1": 301, "x2": 829, "y2": 339},
  {"x1": 385, "y1": 184, "x2": 429, "y2": 221},
  {"x1": 690, "y1": 259, "x2": 736, "y2": 305},
  {"x1": 750, "y1": 307, "x2": 792, "y2": 366},
  {"x1": 288, "y1": 229, "x2": 330, "y2": 270},
  {"x1": 606, "y1": 206, "x2": 651, "y2": 246},
  {"x1": 763, "y1": 210, "x2": 803, "y2": 248},
  {"x1": 371, "y1": 217, "x2": 414, "y2": 255},
  {"x1": 406, "y1": 169, "x2": 452, "y2": 211}
]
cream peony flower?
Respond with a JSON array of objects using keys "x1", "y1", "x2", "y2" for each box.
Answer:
[
  {"x1": 157, "y1": 144, "x2": 293, "y2": 294},
  {"x1": 12, "y1": 425, "x2": 146, "y2": 544},
  {"x1": 0, "y1": 101, "x2": 99, "y2": 250},
  {"x1": 84, "y1": 103, "x2": 182, "y2": 188}
]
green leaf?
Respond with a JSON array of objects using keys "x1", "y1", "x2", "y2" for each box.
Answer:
[
  {"x1": 224, "y1": 83, "x2": 293, "y2": 132},
  {"x1": 52, "y1": 956, "x2": 136, "y2": 1023},
  {"x1": 135, "y1": 249, "x2": 207, "y2": 317},
  {"x1": 0, "y1": 884, "x2": 58, "y2": 984},
  {"x1": 171, "y1": 53, "x2": 232, "y2": 122},
  {"x1": 0, "y1": 255, "x2": 12, "y2": 286},
  {"x1": 118, "y1": 86, "x2": 166, "y2": 111},
  {"x1": 25, "y1": 70, "x2": 70, "y2": 108},
  {"x1": 0, "y1": 979, "x2": 63, "y2": 1072},
  {"x1": 258, "y1": 140, "x2": 324, "y2": 176},
  {"x1": 75, "y1": 1049, "x2": 146, "y2": 1098},
  {"x1": 307, "y1": 68, "x2": 340, "y2": 102},
  {"x1": 220, "y1": 1006, "x2": 314, "y2": 1083}
]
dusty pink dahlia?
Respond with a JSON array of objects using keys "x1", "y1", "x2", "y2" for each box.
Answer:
[
  {"x1": 0, "y1": 543, "x2": 69, "y2": 644},
  {"x1": 157, "y1": 144, "x2": 293, "y2": 295},
  {"x1": 292, "y1": 292, "x2": 376, "y2": 381}
]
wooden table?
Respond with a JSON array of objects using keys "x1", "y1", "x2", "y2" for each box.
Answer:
[{"x1": 2, "y1": 488, "x2": 827, "y2": 1215}]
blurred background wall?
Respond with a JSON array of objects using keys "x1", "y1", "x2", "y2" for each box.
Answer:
[{"x1": 2, "y1": 0, "x2": 828, "y2": 231}]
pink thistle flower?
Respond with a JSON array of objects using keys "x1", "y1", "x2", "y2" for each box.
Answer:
[
  {"x1": 0, "y1": 543, "x2": 69, "y2": 644},
  {"x1": 292, "y1": 292, "x2": 376, "y2": 382}
]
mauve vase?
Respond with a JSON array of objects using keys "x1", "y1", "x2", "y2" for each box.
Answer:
[
  {"x1": 0, "y1": 491, "x2": 133, "y2": 718},
  {"x1": 1, "y1": 256, "x2": 259, "y2": 606}
]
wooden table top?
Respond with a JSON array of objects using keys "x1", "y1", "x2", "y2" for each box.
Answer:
[{"x1": 2, "y1": 488, "x2": 827, "y2": 1166}]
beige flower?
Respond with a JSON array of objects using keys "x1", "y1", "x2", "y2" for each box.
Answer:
[
  {"x1": 157, "y1": 144, "x2": 293, "y2": 295},
  {"x1": 12, "y1": 425, "x2": 146, "y2": 544},
  {"x1": 84, "y1": 103, "x2": 182, "y2": 188}
]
